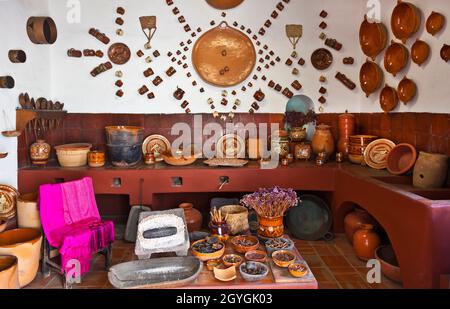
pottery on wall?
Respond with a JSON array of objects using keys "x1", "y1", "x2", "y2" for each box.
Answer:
[
  {"x1": 359, "y1": 15, "x2": 388, "y2": 60},
  {"x1": 384, "y1": 41, "x2": 409, "y2": 77},
  {"x1": 380, "y1": 85, "x2": 399, "y2": 113},
  {"x1": 179, "y1": 203, "x2": 202, "y2": 232},
  {"x1": 17, "y1": 193, "x2": 41, "y2": 229},
  {"x1": 0, "y1": 228, "x2": 42, "y2": 287},
  {"x1": 413, "y1": 152, "x2": 449, "y2": 189},
  {"x1": 411, "y1": 40, "x2": 430, "y2": 66},
  {"x1": 258, "y1": 215, "x2": 284, "y2": 239},
  {"x1": 397, "y1": 77, "x2": 417, "y2": 104},
  {"x1": 30, "y1": 140, "x2": 50, "y2": 165},
  {"x1": 360, "y1": 60, "x2": 383, "y2": 97},
  {"x1": 391, "y1": 1, "x2": 421, "y2": 44},
  {"x1": 441, "y1": 44, "x2": 450, "y2": 62},
  {"x1": 353, "y1": 224, "x2": 381, "y2": 261},
  {"x1": 0, "y1": 255, "x2": 20, "y2": 289},
  {"x1": 337, "y1": 112, "x2": 356, "y2": 157},
  {"x1": 312, "y1": 124, "x2": 335, "y2": 157},
  {"x1": 26, "y1": 17, "x2": 58, "y2": 44},
  {"x1": 426, "y1": 12, "x2": 445, "y2": 36},
  {"x1": 344, "y1": 208, "x2": 377, "y2": 244}
]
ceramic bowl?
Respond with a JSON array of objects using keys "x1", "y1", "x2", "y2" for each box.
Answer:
[
  {"x1": 245, "y1": 250, "x2": 268, "y2": 263},
  {"x1": 0, "y1": 219, "x2": 7, "y2": 233},
  {"x1": 231, "y1": 235, "x2": 259, "y2": 254},
  {"x1": 375, "y1": 245, "x2": 402, "y2": 283},
  {"x1": 387, "y1": 143, "x2": 417, "y2": 175},
  {"x1": 206, "y1": 259, "x2": 222, "y2": 271},
  {"x1": 272, "y1": 250, "x2": 296, "y2": 268},
  {"x1": 55, "y1": 143, "x2": 92, "y2": 167},
  {"x1": 191, "y1": 239, "x2": 226, "y2": 262},
  {"x1": 239, "y1": 262, "x2": 269, "y2": 282},
  {"x1": 222, "y1": 254, "x2": 243, "y2": 268},
  {"x1": 213, "y1": 265, "x2": 237, "y2": 282},
  {"x1": 288, "y1": 261, "x2": 309, "y2": 278},
  {"x1": 265, "y1": 237, "x2": 295, "y2": 255}
]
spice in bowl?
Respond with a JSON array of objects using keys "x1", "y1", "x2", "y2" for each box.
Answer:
[
  {"x1": 265, "y1": 237, "x2": 294, "y2": 254},
  {"x1": 239, "y1": 261, "x2": 269, "y2": 282},
  {"x1": 245, "y1": 250, "x2": 267, "y2": 263},
  {"x1": 222, "y1": 254, "x2": 243, "y2": 268},
  {"x1": 288, "y1": 261, "x2": 309, "y2": 278},
  {"x1": 231, "y1": 235, "x2": 259, "y2": 253},
  {"x1": 272, "y1": 250, "x2": 296, "y2": 268}
]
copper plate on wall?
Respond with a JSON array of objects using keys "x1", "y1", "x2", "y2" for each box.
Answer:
[
  {"x1": 108, "y1": 43, "x2": 131, "y2": 65},
  {"x1": 311, "y1": 48, "x2": 333, "y2": 70},
  {"x1": 192, "y1": 22, "x2": 256, "y2": 87},
  {"x1": 206, "y1": 0, "x2": 244, "y2": 10}
]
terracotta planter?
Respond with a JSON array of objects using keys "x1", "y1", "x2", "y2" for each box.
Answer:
[
  {"x1": 387, "y1": 143, "x2": 417, "y2": 175},
  {"x1": 353, "y1": 224, "x2": 380, "y2": 261},
  {"x1": 344, "y1": 208, "x2": 376, "y2": 243},
  {"x1": 17, "y1": 193, "x2": 41, "y2": 229},
  {"x1": 30, "y1": 140, "x2": 50, "y2": 165},
  {"x1": 0, "y1": 255, "x2": 20, "y2": 289},
  {"x1": 312, "y1": 124, "x2": 335, "y2": 157},
  {"x1": 337, "y1": 112, "x2": 355, "y2": 156},
  {"x1": 258, "y1": 216, "x2": 284, "y2": 238},
  {"x1": 413, "y1": 152, "x2": 449, "y2": 189},
  {"x1": 0, "y1": 228, "x2": 42, "y2": 287},
  {"x1": 375, "y1": 245, "x2": 402, "y2": 283},
  {"x1": 179, "y1": 203, "x2": 202, "y2": 232}
]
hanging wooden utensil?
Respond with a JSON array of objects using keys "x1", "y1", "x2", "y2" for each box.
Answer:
[
  {"x1": 140, "y1": 16, "x2": 157, "y2": 50},
  {"x1": 286, "y1": 25, "x2": 303, "y2": 50}
]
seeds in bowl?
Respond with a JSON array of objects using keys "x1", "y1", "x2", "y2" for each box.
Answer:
[
  {"x1": 265, "y1": 238, "x2": 292, "y2": 250},
  {"x1": 274, "y1": 252, "x2": 295, "y2": 262},
  {"x1": 241, "y1": 262, "x2": 267, "y2": 276}
]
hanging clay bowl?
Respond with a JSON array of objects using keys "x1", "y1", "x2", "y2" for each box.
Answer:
[
  {"x1": 441, "y1": 44, "x2": 450, "y2": 62},
  {"x1": 397, "y1": 77, "x2": 417, "y2": 104},
  {"x1": 380, "y1": 85, "x2": 399, "y2": 113},
  {"x1": 426, "y1": 12, "x2": 445, "y2": 36},
  {"x1": 391, "y1": 1, "x2": 421, "y2": 44},
  {"x1": 384, "y1": 41, "x2": 409, "y2": 77},
  {"x1": 206, "y1": 0, "x2": 244, "y2": 10},
  {"x1": 411, "y1": 40, "x2": 430, "y2": 66},
  {"x1": 360, "y1": 60, "x2": 383, "y2": 97},
  {"x1": 359, "y1": 15, "x2": 388, "y2": 60}
]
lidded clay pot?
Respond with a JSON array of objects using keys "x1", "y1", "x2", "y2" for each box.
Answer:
[
  {"x1": 413, "y1": 152, "x2": 449, "y2": 189},
  {"x1": 179, "y1": 203, "x2": 203, "y2": 232},
  {"x1": 411, "y1": 40, "x2": 430, "y2": 66},
  {"x1": 359, "y1": 15, "x2": 388, "y2": 60},
  {"x1": 360, "y1": 60, "x2": 383, "y2": 97},
  {"x1": 397, "y1": 77, "x2": 417, "y2": 104},
  {"x1": 441, "y1": 45, "x2": 450, "y2": 62},
  {"x1": 344, "y1": 208, "x2": 376, "y2": 244},
  {"x1": 426, "y1": 11, "x2": 445, "y2": 36},
  {"x1": 384, "y1": 41, "x2": 409, "y2": 77},
  {"x1": 353, "y1": 224, "x2": 381, "y2": 261},
  {"x1": 380, "y1": 85, "x2": 399, "y2": 113},
  {"x1": 391, "y1": 1, "x2": 421, "y2": 44},
  {"x1": 312, "y1": 124, "x2": 335, "y2": 157}
]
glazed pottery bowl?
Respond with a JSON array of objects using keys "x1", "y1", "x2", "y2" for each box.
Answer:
[
  {"x1": 375, "y1": 245, "x2": 402, "y2": 283},
  {"x1": 231, "y1": 235, "x2": 259, "y2": 254},
  {"x1": 222, "y1": 254, "x2": 243, "y2": 268},
  {"x1": 265, "y1": 237, "x2": 294, "y2": 255},
  {"x1": 288, "y1": 261, "x2": 309, "y2": 278},
  {"x1": 245, "y1": 250, "x2": 267, "y2": 263},
  {"x1": 272, "y1": 250, "x2": 296, "y2": 268},
  {"x1": 387, "y1": 143, "x2": 417, "y2": 175},
  {"x1": 191, "y1": 239, "x2": 225, "y2": 262},
  {"x1": 55, "y1": 143, "x2": 92, "y2": 167},
  {"x1": 213, "y1": 265, "x2": 237, "y2": 282},
  {"x1": 206, "y1": 259, "x2": 222, "y2": 271},
  {"x1": 359, "y1": 15, "x2": 387, "y2": 60},
  {"x1": 239, "y1": 261, "x2": 269, "y2": 282},
  {"x1": 0, "y1": 219, "x2": 7, "y2": 233}
]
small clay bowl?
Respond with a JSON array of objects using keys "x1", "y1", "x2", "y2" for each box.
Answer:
[
  {"x1": 265, "y1": 237, "x2": 295, "y2": 255},
  {"x1": 239, "y1": 261, "x2": 269, "y2": 282},
  {"x1": 206, "y1": 259, "x2": 222, "y2": 271},
  {"x1": 288, "y1": 261, "x2": 309, "y2": 278},
  {"x1": 213, "y1": 265, "x2": 237, "y2": 282},
  {"x1": 231, "y1": 235, "x2": 259, "y2": 254},
  {"x1": 245, "y1": 250, "x2": 268, "y2": 263},
  {"x1": 222, "y1": 254, "x2": 243, "y2": 268},
  {"x1": 191, "y1": 239, "x2": 226, "y2": 261},
  {"x1": 0, "y1": 219, "x2": 7, "y2": 233},
  {"x1": 387, "y1": 143, "x2": 417, "y2": 175},
  {"x1": 272, "y1": 250, "x2": 296, "y2": 268}
]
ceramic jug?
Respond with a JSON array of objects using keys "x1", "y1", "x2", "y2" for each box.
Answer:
[
  {"x1": 344, "y1": 208, "x2": 377, "y2": 243},
  {"x1": 179, "y1": 203, "x2": 202, "y2": 232},
  {"x1": 353, "y1": 224, "x2": 381, "y2": 261},
  {"x1": 312, "y1": 124, "x2": 335, "y2": 157}
]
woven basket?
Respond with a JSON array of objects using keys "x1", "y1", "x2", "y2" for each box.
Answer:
[{"x1": 220, "y1": 205, "x2": 249, "y2": 235}]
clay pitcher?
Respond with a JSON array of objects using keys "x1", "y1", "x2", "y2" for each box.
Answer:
[
  {"x1": 344, "y1": 208, "x2": 376, "y2": 243},
  {"x1": 0, "y1": 255, "x2": 20, "y2": 289},
  {"x1": 17, "y1": 193, "x2": 41, "y2": 229},
  {"x1": 0, "y1": 228, "x2": 42, "y2": 287},
  {"x1": 337, "y1": 112, "x2": 355, "y2": 156},
  {"x1": 312, "y1": 124, "x2": 335, "y2": 157},
  {"x1": 413, "y1": 152, "x2": 449, "y2": 189},
  {"x1": 179, "y1": 203, "x2": 203, "y2": 232},
  {"x1": 353, "y1": 224, "x2": 381, "y2": 261}
]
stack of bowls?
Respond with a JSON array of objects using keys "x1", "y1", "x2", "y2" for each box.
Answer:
[{"x1": 348, "y1": 135, "x2": 378, "y2": 164}]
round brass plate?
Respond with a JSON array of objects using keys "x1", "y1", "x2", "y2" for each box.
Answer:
[{"x1": 108, "y1": 43, "x2": 131, "y2": 65}]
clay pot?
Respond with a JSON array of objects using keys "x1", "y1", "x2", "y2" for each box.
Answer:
[
  {"x1": 348, "y1": 135, "x2": 378, "y2": 165},
  {"x1": 344, "y1": 208, "x2": 376, "y2": 244},
  {"x1": 391, "y1": 1, "x2": 421, "y2": 44},
  {"x1": 426, "y1": 12, "x2": 445, "y2": 36},
  {"x1": 30, "y1": 140, "x2": 50, "y2": 165},
  {"x1": 359, "y1": 15, "x2": 388, "y2": 60},
  {"x1": 0, "y1": 228, "x2": 42, "y2": 287},
  {"x1": 8, "y1": 50, "x2": 27, "y2": 63},
  {"x1": 353, "y1": 224, "x2": 381, "y2": 261},
  {"x1": 337, "y1": 112, "x2": 356, "y2": 156},
  {"x1": 26, "y1": 17, "x2": 57, "y2": 44},
  {"x1": 88, "y1": 151, "x2": 106, "y2": 168},
  {"x1": 0, "y1": 255, "x2": 20, "y2": 289},
  {"x1": 17, "y1": 193, "x2": 41, "y2": 229},
  {"x1": 360, "y1": 60, "x2": 383, "y2": 97},
  {"x1": 375, "y1": 245, "x2": 402, "y2": 283},
  {"x1": 441, "y1": 44, "x2": 450, "y2": 62},
  {"x1": 380, "y1": 85, "x2": 399, "y2": 113},
  {"x1": 258, "y1": 216, "x2": 284, "y2": 239},
  {"x1": 289, "y1": 127, "x2": 307, "y2": 142},
  {"x1": 397, "y1": 77, "x2": 417, "y2": 104},
  {"x1": 179, "y1": 203, "x2": 203, "y2": 232},
  {"x1": 312, "y1": 124, "x2": 335, "y2": 157},
  {"x1": 411, "y1": 40, "x2": 430, "y2": 66},
  {"x1": 387, "y1": 143, "x2": 417, "y2": 175},
  {"x1": 384, "y1": 41, "x2": 409, "y2": 77},
  {"x1": 413, "y1": 152, "x2": 449, "y2": 189},
  {"x1": 206, "y1": 0, "x2": 244, "y2": 10}
]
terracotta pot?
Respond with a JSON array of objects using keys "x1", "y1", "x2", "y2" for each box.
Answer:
[
  {"x1": 375, "y1": 245, "x2": 402, "y2": 283},
  {"x1": 387, "y1": 143, "x2": 417, "y2": 175},
  {"x1": 384, "y1": 41, "x2": 409, "y2": 77},
  {"x1": 380, "y1": 85, "x2": 399, "y2": 113},
  {"x1": 17, "y1": 193, "x2": 41, "y2": 229},
  {"x1": 8, "y1": 50, "x2": 27, "y2": 63},
  {"x1": 413, "y1": 152, "x2": 449, "y2": 189},
  {"x1": 0, "y1": 255, "x2": 20, "y2": 289},
  {"x1": 337, "y1": 112, "x2": 355, "y2": 156},
  {"x1": 289, "y1": 127, "x2": 307, "y2": 142},
  {"x1": 88, "y1": 151, "x2": 106, "y2": 168},
  {"x1": 441, "y1": 44, "x2": 450, "y2": 62},
  {"x1": 30, "y1": 140, "x2": 50, "y2": 165},
  {"x1": 312, "y1": 124, "x2": 335, "y2": 157},
  {"x1": 179, "y1": 203, "x2": 202, "y2": 232},
  {"x1": 353, "y1": 224, "x2": 381, "y2": 261},
  {"x1": 391, "y1": 1, "x2": 421, "y2": 44},
  {"x1": 271, "y1": 134, "x2": 290, "y2": 159},
  {"x1": 258, "y1": 216, "x2": 284, "y2": 238},
  {"x1": 360, "y1": 60, "x2": 383, "y2": 97},
  {"x1": 426, "y1": 12, "x2": 445, "y2": 36},
  {"x1": 359, "y1": 15, "x2": 388, "y2": 60},
  {"x1": 344, "y1": 208, "x2": 376, "y2": 243},
  {"x1": 397, "y1": 77, "x2": 417, "y2": 104},
  {"x1": 0, "y1": 228, "x2": 42, "y2": 287},
  {"x1": 411, "y1": 40, "x2": 430, "y2": 66},
  {"x1": 26, "y1": 17, "x2": 58, "y2": 44}
]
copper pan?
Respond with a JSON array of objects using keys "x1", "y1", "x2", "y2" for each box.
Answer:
[
  {"x1": 411, "y1": 40, "x2": 430, "y2": 66},
  {"x1": 391, "y1": 1, "x2": 421, "y2": 44},
  {"x1": 380, "y1": 85, "x2": 399, "y2": 113},
  {"x1": 426, "y1": 11, "x2": 445, "y2": 36},
  {"x1": 359, "y1": 15, "x2": 388, "y2": 60},
  {"x1": 360, "y1": 60, "x2": 383, "y2": 98},
  {"x1": 384, "y1": 41, "x2": 409, "y2": 77},
  {"x1": 397, "y1": 77, "x2": 417, "y2": 105},
  {"x1": 206, "y1": 0, "x2": 244, "y2": 10}
]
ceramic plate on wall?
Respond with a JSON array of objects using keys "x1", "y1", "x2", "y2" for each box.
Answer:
[
  {"x1": 0, "y1": 185, "x2": 19, "y2": 220},
  {"x1": 216, "y1": 134, "x2": 245, "y2": 158},
  {"x1": 142, "y1": 135, "x2": 171, "y2": 157}
]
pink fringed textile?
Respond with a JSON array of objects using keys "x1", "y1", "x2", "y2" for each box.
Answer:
[{"x1": 39, "y1": 177, "x2": 115, "y2": 276}]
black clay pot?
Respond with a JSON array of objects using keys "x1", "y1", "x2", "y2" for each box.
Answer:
[{"x1": 107, "y1": 143, "x2": 143, "y2": 167}]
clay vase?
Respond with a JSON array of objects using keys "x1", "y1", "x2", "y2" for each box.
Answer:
[
  {"x1": 411, "y1": 40, "x2": 430, "y2": 66},
  {"x1": 426, "y1": 12, "x2": 445, "y2": 36},
  {"x1": 312, "y1": 124, "x2": 335, "y2": 157},
  {"x1": 359, "y1": 15, "x2": 388, "y2": 60},
  {"x1": 391, "y1": 1, "x2": 421, "y2": 44},
  {"x1": 360, "y1": 60, "x2": 383, "y2": 97},
  {"x1": 441, "y1": 45, "x2": 450, "y2": 62},
  {"x1": 0, "y1": 228, "x2": 42, "y2": 287},
  {"x1": 353, "y1": 224, "x2": 381, "y2": 261},
  {"x1": 0, "y1": 255, "x2": 20, "y2": 289},
  {"x1": 384, "y1": 41, "x2": 409, "y2": 77},
  {"x1": 258, "y1": 216, "x2": 284, "y2": 239},
  {"x1": 17, "y1": 193, "x2": 41, "y2": 229},
  {"x1": 344, "y1": 208, "x2": 376, "y2": 244},
  {"x1": 397, "y1": 77, "x2": 417, "y2": 104},
  {"x1": 380, "y1": 85, "x2": 399, "y2": 113},
  {"x1": 179, "y1": 203, "x2": 202, "y2": 232},
  {"x1": 413, "y1": 152, "x2": 449, "y2": 189},
  {"x1": 30, "y1": 139, "x2": 50, "y2": 165},
  {"x1": 337, "y1": 112, "x2": 356, "y2": 157}
]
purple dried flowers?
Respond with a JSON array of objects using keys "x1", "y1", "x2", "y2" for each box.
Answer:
[
  {"x1": 241, "y1": 186, "x2": 299, "y2": 218},
  {"x1": 285, "y1": 110, "x2": 317, "y2": 128}
]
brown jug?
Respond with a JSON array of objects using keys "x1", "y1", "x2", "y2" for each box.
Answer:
[
  {"x1": 312, "y1": 124, "x2": 335, "y2": 157},
  {"x1": 30, "y1": 140, "x2": 51, "y2": 165},
  {"x1": 391, "y1": 1, "x2": 421, "y2": 44},
  {"x1": 384, "y1": 41, "x2": 409, "y2": 77},
  {"x1": 344, "y1": 209, "x2": 376, "y2": 243},
  {"x1": 426, "y1": 11, "x2": 445, "y2": 36},
  {"x1": 397, "y1": 77, "x2": 417, "y2": 104},
  {"x1": 360, "y1": 60, "x2": 383, "y2": 97},
  {"x1": 413, "y1": 152, "x2": 449, "y2": 189},
  {"x1": 380, "y1": 85, "x2": 399, "y2": 113},
  {"x1": 359, "y1": 15, "x2": 388, "y2": 60},
  {"x1": 179, "y1": 203, "x2": 203, "y2": 232},
  {"x1": 337, "y1": 112, "x2": 355, "y2": 156},
  {"x1": 353, "y1": 224, "x2": 381, "y2": 261},
  {"x1": 411, "y1": 40, "x2": 430, "y2": 66}
]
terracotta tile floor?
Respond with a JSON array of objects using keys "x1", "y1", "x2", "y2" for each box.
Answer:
[{"x1": 25, "y1": 234, "x2": 402, "y2": 289}]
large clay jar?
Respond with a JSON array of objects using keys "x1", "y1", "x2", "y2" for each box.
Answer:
[
  {"x1": 179, "y1": 203, "x2": 203, "y2": 232},
  {"x1": 344, "y1": 208, "x2": 376, "y2": 243},
  {"x1": 353, "y1": 224, "x2": 381, "y2": 261},
  {"x1": 384, "y1": 41, "x2": 409, "y2": 77},
  {"x1": 359, "y1": 15, "x2": 388, "y2": 60},
  {"x1": 30, "y1": 139, "x2": 50, "y2": 165},
  {"x1": 258, "y1": 216, "x2": 284, "y2": 238},
  {"x1": 397, "y1": 77, "x2": 417, "y2": 105},
  {"x1": 413, "y1": 152, "x2": 449, "y2": 189},
  {"x1": 380, "y1": 85, "x2": 399, "y2": 113},
  {"x1": 0, "y1": 255, "x2": 20, "y2": 289},
  {"x1": 411, "y1": 40, "x2": 430, "y2": 66},
  {"x1": 0, "y1": 228, "x2": 42, "y2": 287},
  {"x1": 17, "y1": 193, "x2": 41, "y2": 229},
  {"x1": 426, "y1": 12, "x2": 445, "y2": 36},
  {"x1": 360, "y1": 60, "x2": 383, "y2": 97},
  {"x1": 337, "y1": 112, "x2": 355, "y2": 156},
  {"x1": 312, "y1": 124, "x2": 335, "y2": 157},
  {"x1": 391, "y1": 1, "x2": 421, "y2": 44},
  {"x1": 441, "y1": 45, "x2": 450, "y2": 62}
]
